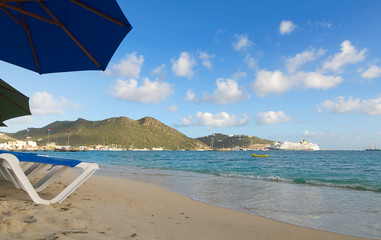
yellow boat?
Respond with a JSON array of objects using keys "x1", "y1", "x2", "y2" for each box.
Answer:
[{"x1": 251, "y1": 153, "x2": 268, "y2": 157}]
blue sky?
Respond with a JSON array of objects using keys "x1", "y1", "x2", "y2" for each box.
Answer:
[{"x1": 1, "y1": 0, "x2": 381, "y2": 150}]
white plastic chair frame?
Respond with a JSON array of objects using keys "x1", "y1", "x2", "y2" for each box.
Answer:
[{"x1": 0, "y1": 153, "x2": 99, "y2": 205}]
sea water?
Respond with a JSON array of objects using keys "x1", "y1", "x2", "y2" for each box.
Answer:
[{"x1": 43, "y1": 150, "x2": 381, "y2": 239}]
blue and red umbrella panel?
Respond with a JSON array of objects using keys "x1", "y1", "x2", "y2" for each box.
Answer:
[{"x1": 0, "y1": 0, "x2": 132, "y2": 74}]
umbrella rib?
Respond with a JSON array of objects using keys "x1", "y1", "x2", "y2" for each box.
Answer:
[
  {"x1": 18, "y1": 2, "x2": 40, "y2": 72},
  {"x1": 0, "y1": 2, "x2": 59, "y2": 26},
  {"x1": 70, "y1": 0, "x2": 125, "y2": 27},
  {"x1": 0, "y1": 0, "x2": 42, "y2": 2},
  {"x1": 0, "y1": 85, "x2": 28, "y2": 96},
  {"x1": 37, "y1": 0, "x2": 101, "y2": 69},
  {"x1": 0, "y1": 93, "x2": 31, "y2": 115},
  {"x1": 0, "y1": 6, "x2": 27, "y2": 30}
]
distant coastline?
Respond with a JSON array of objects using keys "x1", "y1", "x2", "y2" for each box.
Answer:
[{"x1": 0, "y1": 117, "x2": 274, "y2": 151}]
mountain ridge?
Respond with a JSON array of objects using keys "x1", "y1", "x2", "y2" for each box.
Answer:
[
  {"x1": 6, "y1": 117, "x2": 208, "y2": 150},
  {"x1": 2, "y1": 117, "x2": 274, "y2": 150},
  {"x1": 196, "y1": 133, "x2": 274, "y2": 150}
]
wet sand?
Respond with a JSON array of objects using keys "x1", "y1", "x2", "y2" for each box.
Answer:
[{"x1": 0, "y1": 171, "x2": 371, "y2": 240}]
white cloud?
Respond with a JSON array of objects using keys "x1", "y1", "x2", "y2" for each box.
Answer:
[
  {"x1": 252, "y1": 70, "x2": 292, "y2": 97},
  {"x1": 294, "y1": 71, "x2": 342, "y2": 90},
  {"x1": 172, "y1": 52, "x2": 196, "y2": 78},
  {"x1": 318, "y1": 96, "x2": 361, "y2": 114},
  {"x1": 151, "y1": 64, "x2": 167, "y2": 80},
  {"x1": 244, "y1": 54, "x2": 258, "y2": 71},
  {"x1": 252, "y1": 70, "x2": 342, "y2": 97},
  {"x1": 279, "y1": 20, "x2": 296, "y2": 35},
  {"x1": 165, "y1": 105, "x2": 178, "y2": 112},
  {"x1": 232, "y1": 34, "x2": 253, "y2": 51},
  {"x1": 303, "y1": 130, "x2": 339, "y2": 139},
  {"x1": 30, "y1": 91, "x2": 78, "y2": 115},
  {"x1": 181, "y1": 112, "x2": 248, "y2": 128},
  {"x1": 214, "y1": 28, "x2": 226, "y2": 43},
  {"x1": 105, "y1": 52, "x2": 144, "y2": 78},
  {"x1": 361, "y1": 97, "x2": 381, "y2": 116},
  {"x1": 307, "y1": 20, "x2": 333, "y2": 29},
  {"x1": 256, "y1": 111, "x2": 292, "y2": 125},
  {"x1": 286, "y1": 48, "x2": 326, "y2": 73},
  {"x1": 5, "y1": 116, "x2": 33, "y2": 125},
  {"x1": 109, "y1": 78, "x2": 173, "y2": 104},
  {"x1": 252, "y1": 43, "x2": 345, "y2": 97},
  {"x1": 232, "y1": 71, "x2": 247, "y2": 80},
  {"x1": 323, "y1": 40, "x2": 366, "y2": 72},
  {"x1": 202, "y1": 78, "x2": 250, "y2": 104},
  {"x1": 198, "y1": 51, "x2": 214, "y2": 69},
  {"x1": 318, "y1": 95, "x2": 381, "y2": 115},
  {"x1": 184, "y1": 89, "x2": 197, "y2": 102},
  {"x1": 302, "y1": 130, "x2": 328, "y2": 138},
  {"x1": 361, "y1": 65, "x2": 381, "y2": 79}
]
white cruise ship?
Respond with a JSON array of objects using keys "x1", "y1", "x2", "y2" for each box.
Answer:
[{"x1": 268, "y1": 140, "x2": 320, "y2": 151}]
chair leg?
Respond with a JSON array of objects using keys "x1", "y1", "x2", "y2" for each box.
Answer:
[
  {"x1": 50, "y1": 162, "x2": 99, "y2": 204},
  {"x1": 1, "y1": 154, "x2": 51, "y2": 205},
  {"x1": 34, "y1": 166, "x2": 69, "y2": 192}
]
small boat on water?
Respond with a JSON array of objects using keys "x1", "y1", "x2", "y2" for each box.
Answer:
[
  {"x1": 365, "y1": 141, "x2": 381, "y2": 151},
  {"x1": 54, "y1": 146, "x2": 80, "y2": 152},
  {"x1": 251, "y1": 153, "x2": 268, "y2": 157}
]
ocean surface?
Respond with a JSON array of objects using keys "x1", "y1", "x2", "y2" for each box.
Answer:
[{"x1": 42, "y1": 150, "x2": 381, "y2": 239}]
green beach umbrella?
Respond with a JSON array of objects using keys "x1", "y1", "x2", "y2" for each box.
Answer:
[{"x1": 0, "y1": 78, "x2": 31, "y2": 126}]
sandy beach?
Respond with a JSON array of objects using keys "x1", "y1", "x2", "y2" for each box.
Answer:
[{"x1": 0, "y1": 170, "x2": 372, "y2": 240}]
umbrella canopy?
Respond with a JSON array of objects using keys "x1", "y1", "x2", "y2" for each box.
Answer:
[
  {"x1": 0, "y1": 0, "x2": 132, "y2": 74},
  {"x1": 0, "y1": 78, "x2": 31, "y2": 126}
]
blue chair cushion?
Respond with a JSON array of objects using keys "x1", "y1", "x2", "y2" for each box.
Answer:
[{"x1": 0, "y1": 150, "x2": 81, "y2": 167}]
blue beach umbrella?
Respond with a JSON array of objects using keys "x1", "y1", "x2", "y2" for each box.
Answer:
[{"x1": 0, "y1": 0, "x2": 132, "y2": 74}]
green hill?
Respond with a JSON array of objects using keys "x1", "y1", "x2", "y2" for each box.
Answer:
[
  {"x1": 8, "y1": 117, "x2": 208, "y2": 150},
  {"x1": 197, "y1": 133, "x2": 274, "y2": 150},
  {"x1": 0, "y1": 132, "x2": 16, "y2": 142}
]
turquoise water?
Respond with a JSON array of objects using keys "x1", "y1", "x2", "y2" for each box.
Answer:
[{"x1": 43, "y1": 150, "x2": 381, "y2": 239}]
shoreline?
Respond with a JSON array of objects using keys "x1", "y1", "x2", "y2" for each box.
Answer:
[
  {"x1": 98, "y1": 163, "x2": 381, "y2": 239},
  {"x1": 0, "y1": 171, "x2": 372, "y2": 240}
]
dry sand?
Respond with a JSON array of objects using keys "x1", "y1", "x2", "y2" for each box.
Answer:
[{"x1": 0, "y1": 170, "x2": 372, "y2": 240}]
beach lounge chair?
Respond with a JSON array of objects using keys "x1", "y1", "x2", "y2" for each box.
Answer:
[{"x1": 0, "y1": 150, "x2": 99, "y2": 205}]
